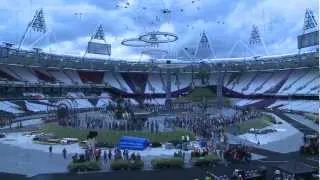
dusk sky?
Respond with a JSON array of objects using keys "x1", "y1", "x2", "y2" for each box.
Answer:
[{"x1": 0, "y1": 0, "x2": 318, "y2": 60}]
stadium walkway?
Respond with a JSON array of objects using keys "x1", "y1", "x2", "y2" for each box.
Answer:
[{"x1": 273, "y1": 111, "x2": 318, "y2": 135}]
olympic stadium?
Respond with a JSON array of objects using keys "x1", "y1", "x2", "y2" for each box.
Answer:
[{"x1": 0, "y1": 0, "x2": 318, "y2": 180}]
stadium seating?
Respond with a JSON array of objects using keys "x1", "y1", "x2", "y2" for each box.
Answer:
[
  {"x1": 145, "y1": 74, "x2": 165, "y2": 94},
  {"x1": 0, "y1": 62, "x2": 317, "y2": 117},
  {"x1": 50, "y1": 70, "x2": 73, "y2": 85},
  {"x1": 232, "y1": 72, "x2": 256, "y2": 93},
  {"x1": 103, "y1": 72, "x2": 132, "y2": 93},
  {"x1": 114, "y1": 72, "x2": 132, "y2": 93},
  {"x1": 0, "y1": 66, "x2": 20, "y2": 81},
  {"x1": 278, "y1": 70, "x2": 309, "y2": 95},
  {"x1": 242, "y1": 73, "x2": 271, "y2": 94},
  {"x1": 8, "y1": 66, "x2": 39, "y2": 83},
  {"x1": 0, "y1": 101, "x2": 24, "y2": 114},
  {"x1": 32, "y1": 68, "x2": 56, "y2": 83},
  {"x1": 78, "y1": 71, "x2": 104, "y2": 84},
  {"x1": 64, "y1": 70, "x2": 83, "y2": 85},
  {"x1": 24, "y1": 100, "x2": 48, "y2": 113},
  {"x1": 255, "y1": 71, "x2": 288, "y2": 94},
  {"x1": 292, "y1": 71, "x2": 319, "y2": 95},
  {"x1": 178, "y1": 73, "x2": 192, "y2": 89}
]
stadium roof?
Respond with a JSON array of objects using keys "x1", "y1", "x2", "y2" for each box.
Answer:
[{"x1": 0, "y1": 45, "x2": 317, "y2": 73}]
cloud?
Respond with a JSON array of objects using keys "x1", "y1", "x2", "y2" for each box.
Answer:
[{"x1": 0, "y1": 0, "x2": 318, "y2": 59}]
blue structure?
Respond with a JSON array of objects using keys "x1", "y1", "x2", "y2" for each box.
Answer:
[{"x1": 118, "y1": 136, "x2": 150, "y2": 150}]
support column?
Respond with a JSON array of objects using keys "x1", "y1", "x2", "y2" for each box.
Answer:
[
  {"x1": 216, "y1": 69, "x2": 224, "y2": 108},
  {"x1": 165, "y1": 61, "x2": 172, "y2": 108}
]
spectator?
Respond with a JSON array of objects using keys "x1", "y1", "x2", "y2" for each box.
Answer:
[
  {"x1": 103, "y1": 150, "x2": 107, "y2": 162},
  {"x1": 108, "y1": 149, "x2": 112, "y2": 160},
  {"x1": 49, "y1": 146, "x2": 52, "y2": 153},
  {"x1": 62, "y1": 148, "x2": 67, "y2": 159}
]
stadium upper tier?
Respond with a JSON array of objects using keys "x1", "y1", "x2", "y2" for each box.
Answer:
[{"x1": 0, "y1": 46, "x2": 318, "y2": 97}]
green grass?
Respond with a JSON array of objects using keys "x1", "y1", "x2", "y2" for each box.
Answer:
[
  {"x1": 41, "y1": 123, "x2": 194, "y2": 146},
  {"x1": 304, "y1": 113, "x2": 319, "y2": 124},
  {"x1": 185, "y1": 88, "x2": 216, "y2": 100},
  {"x1": 175, "y1": 87, "x2": 230, "y2": 105},
  {"x1": 235, "y1": 114, "x2": 274, "y2": 134},
  {"x1": 174, "y1": 87, "x2": 216, "y2": 102}
]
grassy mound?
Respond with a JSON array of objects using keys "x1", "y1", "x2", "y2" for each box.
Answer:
[
  {"x1": 235, "y1": 114, "x2": 275, "y2": 134},
  {"x1": 110, "y1": 159, "x2": 144, "y2": 171},
  {"x1": 151, "y1": 158, "x2": 184, "y2": 169},
  {"x1": 185, "y1": 87, "x2": 216, "y2": 100},
  {"x1": 191, "y1": 154, "x2": 219, "y2": 167},
  {"x1": 176, "y1": 87, "x2": 230, "y2": 105},
  {"x1": 41, "y1": 123, "x2": 194, "y2": 146},
  {"x1": 68, "y1": 161, "x2": 101, "y2": 172}
]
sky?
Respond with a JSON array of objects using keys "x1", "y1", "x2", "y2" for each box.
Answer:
[{"x1": 0, "y1": 0, "x2": 318, "y2": 60}]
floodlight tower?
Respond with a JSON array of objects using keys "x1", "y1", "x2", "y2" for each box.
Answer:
[
  {"x1": 303, "y1": 8, "x2": 318, "y2": 33},
  {"x1": 18, "y1": 9, "x2": 47, "y2": 50},
  {"x1": 249, "y1": 24, "x2": 269, "y2": 56},
  {"x1": 195, "y1": 31, "x2": 214, "y2": 59},
  {"x1": 249, "y1": 25, "x2": 262, "y2": 46},
  {"x1": 298, "y1": 8, "x2": 318, "y2": 54},
  {"x1": 83, "y1": 25, "x2": 111, "y2": 58}
]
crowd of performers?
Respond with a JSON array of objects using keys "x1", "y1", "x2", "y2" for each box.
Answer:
[
  {"x1": 223, "y1": 144, "x2": 251, "y2": 162},
  {"x1": 58, "y1": 98, "x2": 263, "y2": 141},
  {"x1": 172, "y1": 105, "x2": 262, "y2": 139},
  {"x1": 67, "y1": 145, "x2": 142, "y2": 163}
]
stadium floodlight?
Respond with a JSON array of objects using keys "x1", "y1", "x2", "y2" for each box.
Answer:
[
  {"x1": 18, "y1": 9, "x2": 47, "y2": 50},
  {"x1": 84, "y1": 25, "x2": 111, "y2": 57}
]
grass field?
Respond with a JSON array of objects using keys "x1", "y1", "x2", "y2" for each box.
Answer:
[
  {"x1": 41, "y1": 123, "x2": 194, "y2": 146},
  {"x1": 235, "y1": 114, "x2": 275, "y2": 134},
  {"x1": 185, "y1": 87, "x2": 216, "y2": 100},
  {"x1": 176, "y1": 87, "x2": 230, "y2": 105}
]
